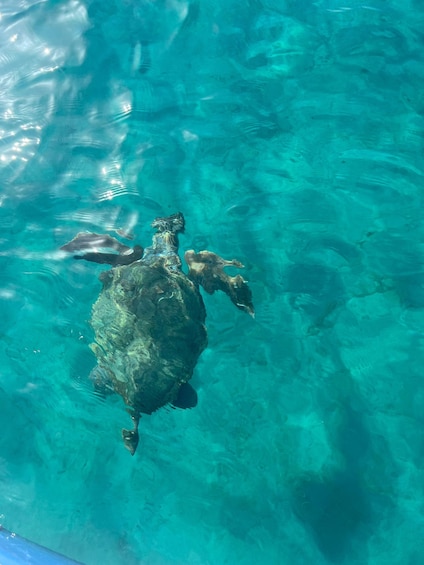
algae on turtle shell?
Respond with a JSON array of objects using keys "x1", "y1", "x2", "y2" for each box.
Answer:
[{"x1": 62, "y1": 212, "x2": 254, "y2": 454}]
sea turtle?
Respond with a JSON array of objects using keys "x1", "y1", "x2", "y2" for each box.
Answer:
[{"x1": 61, "y1": 212, "x2": 254, "y2": 454}]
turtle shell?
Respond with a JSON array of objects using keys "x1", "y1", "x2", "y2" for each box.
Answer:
[
  {"x1": 89, "y1": 256, "x2": 207, "y2": 416},
  {"x1": 61, "y1": 212, "x2": 253, "y2": 454}
]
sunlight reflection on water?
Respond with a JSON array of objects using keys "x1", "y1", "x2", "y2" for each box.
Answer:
[{"x1": 1, "y1": 1, "x2": 424, "y2": 564}]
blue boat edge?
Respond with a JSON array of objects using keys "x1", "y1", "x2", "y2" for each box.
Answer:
[{"x1": 0, "y1": 525, "x2": 84, "y2": 565}]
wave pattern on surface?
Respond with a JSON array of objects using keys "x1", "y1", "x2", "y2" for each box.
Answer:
[{"x1": 0, "y1": 1, "x2": 423, "y2": 564}]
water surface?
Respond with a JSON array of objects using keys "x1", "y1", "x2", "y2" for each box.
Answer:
[{"x1": 0, "y1": 1, "x2": 423, "y2": 564}]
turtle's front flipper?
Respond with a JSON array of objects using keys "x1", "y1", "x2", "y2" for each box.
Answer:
[
  {"x1": 73, "y1": 246, "x2": 143, "y2": 266},
  {"x1": 185, "y1": 250, "x2": 255, "y2": 317},
  {"x1": 122, "y1": 413, "x2": 140, "y2": 455},
  {"x1": 61, "y1": 232, "x2": 143, "y2": 266}
]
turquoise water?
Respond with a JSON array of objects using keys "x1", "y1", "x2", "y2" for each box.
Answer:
[{"x1": 0, "y1": 0, "x2": 423, "y2": 563}]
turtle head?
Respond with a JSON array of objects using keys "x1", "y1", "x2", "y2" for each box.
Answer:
[{"x1": 151, "y1": 212, "x2": 185, "y2": 234}]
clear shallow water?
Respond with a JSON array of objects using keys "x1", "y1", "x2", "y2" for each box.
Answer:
[{"x1": 0, "y1": 0, "x2": 423, "y2": 563}]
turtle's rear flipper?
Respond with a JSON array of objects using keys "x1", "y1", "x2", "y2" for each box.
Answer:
[
  {"x1": 122, "y1": 414, "x2": 140, "y2": 455},
  {"x1": 172, "y1": 382, "x2": 198, "y2": 409},
  {"x1": 185, "y1": 250, "x2": 255, "y2": 317},
  {"x1": 61, "y1": 232, "x2": 143, "y2": 266}
]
